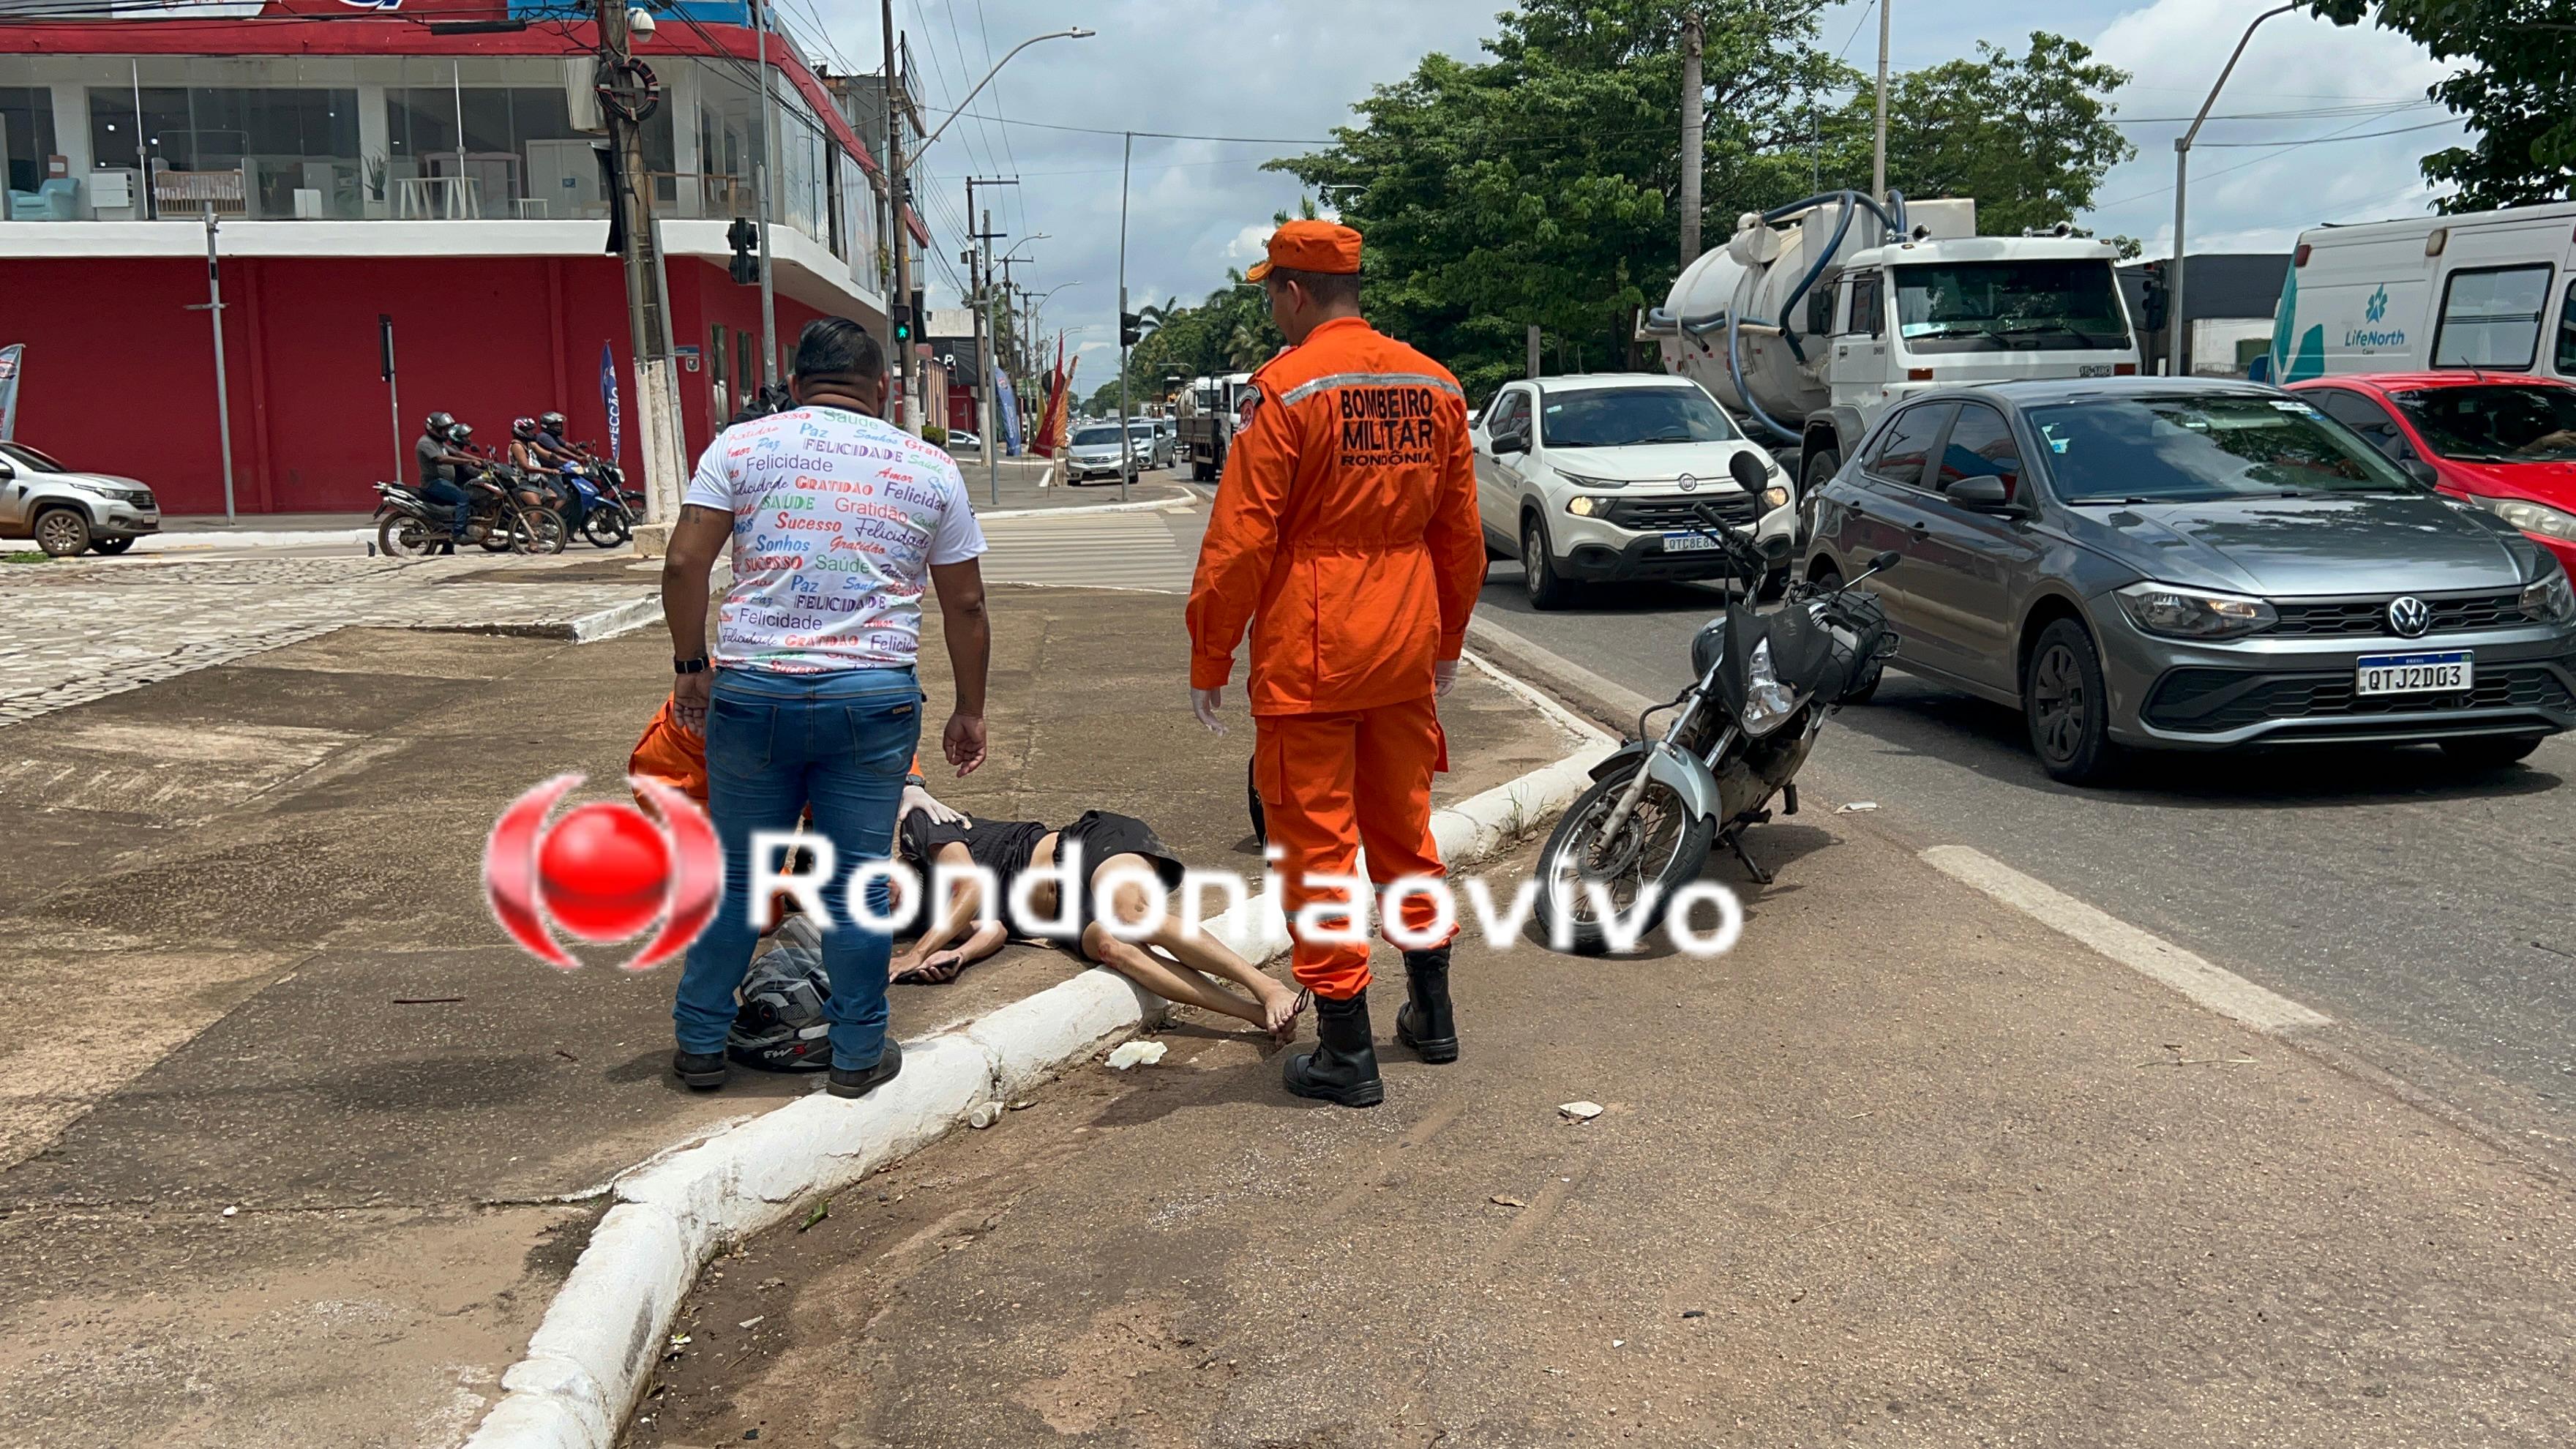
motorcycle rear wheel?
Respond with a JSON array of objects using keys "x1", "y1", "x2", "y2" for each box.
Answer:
[
  {"x1": 1534, "y1": 761, "x2": 1716, "y2": 955},
  {"x1": 376, "y1": 513, "x2": 438, "y2": 558}
]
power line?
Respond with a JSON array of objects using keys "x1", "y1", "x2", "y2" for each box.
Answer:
[{"x1": 2090, "y1": 104, "x2": 2443, "y2": 211}]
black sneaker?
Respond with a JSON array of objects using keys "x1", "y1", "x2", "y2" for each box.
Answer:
[
  {"x1": 673, "y1": 1047, "x2": 729, "y2": 1090},
  {"x1": 827, "y1": 1039, "x2": 905, "y2": 1099}
]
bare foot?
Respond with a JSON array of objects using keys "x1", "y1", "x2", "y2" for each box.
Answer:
[{"x1": 1261, "y1": 985, "x2": 1308, "y2": 1044}]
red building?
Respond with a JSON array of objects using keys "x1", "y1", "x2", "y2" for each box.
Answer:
[{"x1": 0, "y1": 0, "x2": 926, "y2": 514}]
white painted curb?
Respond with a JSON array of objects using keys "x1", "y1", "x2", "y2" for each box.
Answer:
[
  {"x1": 136, "y1": 526, "x2": 373, "y2": 552},
  {"x1": 459, "y1": 671, "x2": 1613, "y2": 1449}
]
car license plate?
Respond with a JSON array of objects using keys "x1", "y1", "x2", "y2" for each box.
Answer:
[
  {"x1": 1663, "y1": 531, "x2": 1720, "y2": 553},
  {"x1": 2356, "y1": 650, "x2": 2471, "y2": 696}
]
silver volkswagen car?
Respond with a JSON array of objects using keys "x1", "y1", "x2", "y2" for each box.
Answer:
[{"x1": 1802, "y1": 378, "x2": 2576, "y2": 783}]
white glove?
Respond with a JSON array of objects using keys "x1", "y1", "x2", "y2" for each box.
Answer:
[
  {"x1": 1191, "y1": 686, "x2": 1228, "y2": 735},
  {"x1": 898, "y1": 782, "x2": 963, "y2": 829},
  {"x1": 1434, "y1": 658, "x2": 1461, "y2": 697}
]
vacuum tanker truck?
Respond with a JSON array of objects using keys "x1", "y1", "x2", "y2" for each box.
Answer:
[{"x1": 1647, "y1": 192, "x2": 2141, "y2": 495}]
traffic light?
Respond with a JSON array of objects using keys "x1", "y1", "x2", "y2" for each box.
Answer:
[
  {"x1": 726, "y1": 217, "x2": 759, "y2": 285},
  {"x1": 891, "y1": 302, "x2": 912, "y2": 345},
  {"x1": 2139, "y1": 261, "x2": 2169, "y2": 332},
  {"x1": 1120, "y1": 310, "x2": 1142, "y2": 347}
]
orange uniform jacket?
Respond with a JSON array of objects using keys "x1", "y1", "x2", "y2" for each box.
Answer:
[{"x1": 1187, "y1": 317, "x2": 1486, "y2": 713}]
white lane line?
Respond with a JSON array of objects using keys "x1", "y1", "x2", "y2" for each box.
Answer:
[{"x1": 1920, "y1": 845, "x2": 2332, "y2": 1036}]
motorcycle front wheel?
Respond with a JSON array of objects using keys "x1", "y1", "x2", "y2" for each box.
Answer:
[
  {"x1": 581, "y1": 506, "x2": 629, "y2": 548},
  {"x1": 1533, "y1": 760, "x2": 1716, "y2": 955},
  {"x1": 512, "y1": 506, "x2": 567, "y2": 555},
  {"x1": 375, "y1": 512, "x2": 437, "y2": 558}
]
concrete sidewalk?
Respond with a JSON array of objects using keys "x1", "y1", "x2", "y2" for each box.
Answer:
[
  {"x1": 0, "y1": 583, "x2": 1579, "y2": 1447},
  {"x1": 627, "y1": 812, "x2": 2576, "y2": 1444}
]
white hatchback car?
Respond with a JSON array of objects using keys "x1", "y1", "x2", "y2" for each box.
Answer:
[{"x1": 1473, "y1": 374, "x2": 1795, "y2": 609}]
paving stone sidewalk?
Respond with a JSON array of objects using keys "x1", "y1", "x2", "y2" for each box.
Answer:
[{"x1": 0, "y1": 554, "x2": 654, "y2": 729}]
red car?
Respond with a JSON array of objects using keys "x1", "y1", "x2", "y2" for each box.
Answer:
[{"x1": 2287, "y1": 372, "x2": 2576, "y2": 578}]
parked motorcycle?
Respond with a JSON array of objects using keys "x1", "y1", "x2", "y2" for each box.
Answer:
[{"x1": 1533, "y1": 451, "x2": 1899, "y2": 953}]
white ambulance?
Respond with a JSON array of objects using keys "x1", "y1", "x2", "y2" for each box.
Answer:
[{"x1": 2269, "y1": 201, "x2": 2576, "y2": 384}]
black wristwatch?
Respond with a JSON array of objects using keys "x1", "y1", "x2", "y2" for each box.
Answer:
[{"x1": 674, "y1": 656, "x2": 709, "y2": 674}]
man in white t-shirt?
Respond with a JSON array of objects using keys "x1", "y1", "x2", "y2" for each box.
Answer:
[{"x1": 659, "y1": 317, "x2": 991, "y2": 1100}]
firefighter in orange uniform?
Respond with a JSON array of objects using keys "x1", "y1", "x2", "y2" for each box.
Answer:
[{"x1": 1186, "y1": 219, "x2": 1486, "y2": 1108}]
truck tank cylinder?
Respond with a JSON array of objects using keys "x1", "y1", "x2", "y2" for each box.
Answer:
[{"x1": 1659, "y1": 216, "x2": 1836, "y2": 428}]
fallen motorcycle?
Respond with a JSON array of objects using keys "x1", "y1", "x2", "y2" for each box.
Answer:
[{"x1": 1533, "y1": 450, "x2": 1899, "y2": 953}]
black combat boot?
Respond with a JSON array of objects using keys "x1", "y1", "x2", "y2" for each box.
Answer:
[
  {"x1": 672, "y1": 1046, "x2": 730, "y2": 1090},
  {"x1": 1393, "y1": 946, "x2": 1459, "y2": 1064},
  {"x1": 1283, "y1": 989, "x2": 1384, "y2": 1107}
]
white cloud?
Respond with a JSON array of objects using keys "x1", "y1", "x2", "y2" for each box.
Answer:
[
  {"x1": 1224, "y1": 223, "x2": 1273, "y2": 261},
  {"x1": 2080, "y1": 0, "x2": 2464, "y2": 255}
]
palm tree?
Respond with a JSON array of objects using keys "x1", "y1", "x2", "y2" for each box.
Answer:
[{"x1": 1134, "y1": 295, "x2": 1179, "y2": 341}]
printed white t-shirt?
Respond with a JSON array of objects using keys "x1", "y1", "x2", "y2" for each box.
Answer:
[{"x1": 681, "y1": 404, "x2": 986, "y2": 675}]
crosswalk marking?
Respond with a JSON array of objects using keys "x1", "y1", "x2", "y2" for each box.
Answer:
[{"x1": 976, "y1": 509, "x2": 1202, "y2": 594}]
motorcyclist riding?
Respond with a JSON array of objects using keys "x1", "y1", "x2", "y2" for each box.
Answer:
[{"x1": 412, "y1": 411, "x2": 477, "y2": 554}]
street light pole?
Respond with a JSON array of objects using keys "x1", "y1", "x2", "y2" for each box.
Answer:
[
  {"x1": 2171, "y1": 1, "x2": 2297, "y2": 379},
  {"x1": 190, "y1": 211, "x2": 238, "y2": 521},
  {"x1": 917, "y1": 27, "x2": 1095, "y2": 151}
]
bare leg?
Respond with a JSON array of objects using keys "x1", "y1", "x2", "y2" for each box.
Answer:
[
  {"x1": 1084, "y1": 926, "x2": 1272, "y2": 1027},
  {"x1": 1079, "y1": 859, "x2": 1302, "y2": 1037},
  {"x1": 1142, "y1": 917, "x2": 1302, "y2": 1039},
  {"x1": 891, "y1": 845, "x2": 1006, "y2": 982}
]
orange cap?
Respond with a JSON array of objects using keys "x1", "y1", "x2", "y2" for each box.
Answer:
[{"x1": 1246, "y1": 219, "x2": 1363, "y2": 280}]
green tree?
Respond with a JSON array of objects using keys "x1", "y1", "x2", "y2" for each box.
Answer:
[
  {"x1": 1867, "y1": 34, "x2": 2133, "y2": 234},
  {"x1": 1265, "y1": 3, "x2": 2130, "y2": 399},
  {"x1": 2309, "y1": 1, "x2": 2575, "y2": 210}
]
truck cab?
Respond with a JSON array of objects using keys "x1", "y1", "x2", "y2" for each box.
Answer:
[
  {"x1": 1800, "y1": 236, "x2": 2141, "y2": 490},
  {"x1": 1177, "y1": 372, "x2": 1255, "y2": 482}
]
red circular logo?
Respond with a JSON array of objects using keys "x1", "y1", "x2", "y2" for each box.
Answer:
[
  {"x1": 537, "y1": 802, "x2": 677, "y2": 940},
  {"x1": 483, "y1": 774, "x2": 722, "y2": 971}
]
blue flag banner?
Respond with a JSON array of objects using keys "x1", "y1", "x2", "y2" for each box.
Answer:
[
  {"x1": 0, "y1": 345, "x2": 21, "y2": 442},
  {"x1": 600, "y1": 342, "x2": 622, "y2": 465},
  {"x1": 995, "y1": 364, "x2": 1023, "y2": 457}
]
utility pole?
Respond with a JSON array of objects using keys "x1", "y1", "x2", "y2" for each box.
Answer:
[
  {"x1": 1872, "y1": 0, "x2": 1891, "y2": 204},
  {"x1": 965, "y1": 178, "x2": 1014, "y2": 504},
  {"x1": 1679, "y1": 8, "x2": 1703, "y2": 266},
  {"x1": 1116, "y1": 130, "x2": 1131, "y2": 503},
  {"x1": 881, "y1": 0, "x2": 913, "y2": 430},
  {"x1": 983, "y1": 209, "x2": 1002, "y2": 503},
  {"x1": 598, "y1": 0, "x2": 687, "y2": 553},
  {"x1": 751, "y1": 0, "x2": 777, "y2": 386}
]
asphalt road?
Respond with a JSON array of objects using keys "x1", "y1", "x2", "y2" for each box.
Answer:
[{"x1": 1474, "y1": 564, "x2": 2576, "y2": 1151}]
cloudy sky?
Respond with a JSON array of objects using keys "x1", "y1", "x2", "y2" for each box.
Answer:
[{"x1": 797, "y1": 0, "x2": 2465, "y2": 393}]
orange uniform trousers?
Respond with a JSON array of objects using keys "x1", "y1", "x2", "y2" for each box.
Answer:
[{"x1": 1255, "y1": 692, "x2": 1456, "y2": 999}]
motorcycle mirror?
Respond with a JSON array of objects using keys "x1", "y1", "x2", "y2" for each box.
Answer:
[
  {"x1": 1726, "y1": 449, "x2": 1768, "y2": 493},
  {"x1": 1868, "y1": 550, "x2": 1902, "y2": 574}
]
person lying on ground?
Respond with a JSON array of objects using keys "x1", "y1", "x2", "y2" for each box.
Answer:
[{"x1": 888, "y1": 808, "x2": 1304, "y2": 1041}]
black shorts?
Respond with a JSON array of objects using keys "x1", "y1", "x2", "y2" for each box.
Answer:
[{"x1": 1053, "y1": 810, "x2": 1187, "y2": 954}]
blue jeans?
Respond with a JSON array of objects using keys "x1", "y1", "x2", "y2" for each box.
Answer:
[
  {"x1": 419, "y1": 478, "x2": 469, "y2": 539},
  {"x1": 674, "y1": 666, "x2": 922, "y2": 1069}
]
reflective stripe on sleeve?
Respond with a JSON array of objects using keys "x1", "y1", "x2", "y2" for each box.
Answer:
[{"x1": 1276, "y1": 370, "x2": 1464, "y2": 406}]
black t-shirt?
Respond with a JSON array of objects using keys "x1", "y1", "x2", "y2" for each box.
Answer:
[
  {"x1": 900, "y1": 812, "x2": 1056, "y2": 937},
  {"x1": 415, "y1": 433, "x2": 455, "y2": 487}
]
